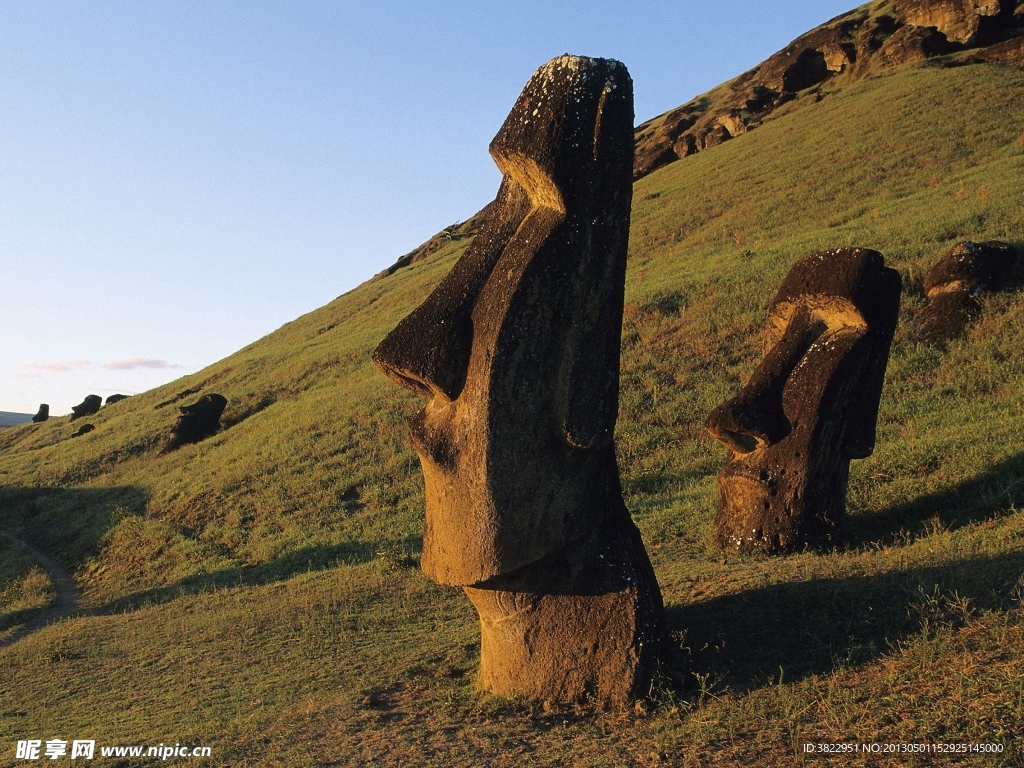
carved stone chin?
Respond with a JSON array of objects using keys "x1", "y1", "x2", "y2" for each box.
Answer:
[
  {"x1": 373, "y1": 54, "x2": 666, "y2": 706},
  {"x1": 705, "y1": 248, "x2": 902, "y2": 554}
]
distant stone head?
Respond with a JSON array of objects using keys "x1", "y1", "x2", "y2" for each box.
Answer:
[
  {"x1": 167, "y1": 393, "x2": 227, "y2": 450},
  {"x1": 706, "y1": 248, "x2": 902, "y2": 554},
  {"x1": 914, "y1": 240, "x2": 1018, "y2": 343},
  {"x1": 70, "y1": 395, "x2": 102, "y2": 421}
]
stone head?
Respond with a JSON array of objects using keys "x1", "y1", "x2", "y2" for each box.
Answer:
[
  {"x1": 70, "y1": 394, "x2": 102, "y2": 421},
  {"x1": 705, "y1": 248, "x2": 901, "y2": 552},
  {"x1": 168, "y1": 392, "x2": 227, "y2": 448},
  {"x1": 915, "y1": 240, "x2": 1018, "y2": 343},
  {"x1": 373, "y1": 55, "x2": 634, "y2": 586}
]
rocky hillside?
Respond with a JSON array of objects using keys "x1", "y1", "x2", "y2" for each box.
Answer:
[
  {"x1": 634, "y1": 0, "x2": 1024, "y2": 178},
  {"x1": 379, "y1": 0, "x2": 1024, "y2": 278}
]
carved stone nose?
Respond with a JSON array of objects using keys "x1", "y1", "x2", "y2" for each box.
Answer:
[
  {"x1": 704, "y1": 305, "x2": 822, "y2": 454},
  {"x1": 372, "y1": 293, "x2": 474, "y2": 401}
]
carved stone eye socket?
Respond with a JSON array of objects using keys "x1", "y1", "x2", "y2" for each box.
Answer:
[{"x1": 768, "y1": 295, "x2": 867, "y2": 347}]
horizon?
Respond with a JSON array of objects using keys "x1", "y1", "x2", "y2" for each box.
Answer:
[{"x1": 2, "y1": 0, "x2": 855, "y2": 415}]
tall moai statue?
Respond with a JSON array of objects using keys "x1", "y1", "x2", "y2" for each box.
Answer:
[
  {"x1": 705, "y1": 249, "x2": 901, "y2": 554},
  {"x1": 373, "y1": 55, "x2": 666, "y2": 706},
  {"x1": 32, "y1": 404, "x2": 49, "y2": 423}
]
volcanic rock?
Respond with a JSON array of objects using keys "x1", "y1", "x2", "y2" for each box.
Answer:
[
  {"x1": 70, "y1": 395, "x2": 102, "y2": 421},
  {"x1": 705, "y1": 249, "x2": 902, "y2": 554},
  {"x1": 167, "y1": 393, "x2": 227, "y2": 449},
  {"x1": 373, "y1": 55, "x2": 667, "y2": 706},
  {"x1": 914, "y1": 240, "x2": 1018, "y2": 343}
]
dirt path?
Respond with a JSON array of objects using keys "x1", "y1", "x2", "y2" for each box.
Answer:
[{"x1": 0, "y1": 528, "x2": 85, "y2": 649}]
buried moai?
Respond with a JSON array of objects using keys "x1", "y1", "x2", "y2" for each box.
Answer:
[
  {"x1": 373, "y1": 55, "x2": 667, "y2": 706},
  {"x1": 705, "y1": 249, "x2": 901, "y2": 554},
  {"x1": 914, "y1": 240, "x2": 1018, "y2": 344},
  {"x1": 166, "y1": 393, "x2": 227, "y2": 450},
  {"x1": 70, "y1": 395, "x2": 102, "y2": 421},
  {"x1": 32, "y1": 404, "x2": 49, "y2": 423}
]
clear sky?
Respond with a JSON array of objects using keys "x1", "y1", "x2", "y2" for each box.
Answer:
[{"x1": 1, "y1": 0, "x2": 856, "y2": 415}]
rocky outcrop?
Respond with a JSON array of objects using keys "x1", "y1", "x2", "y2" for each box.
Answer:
[
  {"x1": 631, "y1": 0, "x2": 1023, "y2": 179},
  {"x1": 913, "y1": 240, "x2": 1018, "y2": 343},
  {"x1": 374, "y1": 55, "x2": 668, "y2": 707},
  {"x1": 875, "y1": 23, "x2": 957, "y2": 66},
  {"x1": 70, "y1": 395, "x2": 102, "y2": 421},
  {"x1": 32, "y1": 404, "x2": 49, "y2": 423},
  {"x1": 893, "y1": 0, "x2": 1014, "y2": 45},
  {"x1": 71, "y1": 423, "x2": 95, "y2": 438}
]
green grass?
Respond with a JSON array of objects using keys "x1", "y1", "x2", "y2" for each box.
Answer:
[
  {"x1": 0, "y1": 541, "x2": 53, "y2": 640},
  {"x1": 2, "y1": 59, "x2": 1024, "y2": 765}
]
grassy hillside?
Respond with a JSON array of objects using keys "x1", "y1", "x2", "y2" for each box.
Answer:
[{"x1": 2, "y1": 59, "x2": 1024, "y2": 766}]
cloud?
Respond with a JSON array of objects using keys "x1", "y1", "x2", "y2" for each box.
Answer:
[
  {"x1": 17, "y1": 359, "x2": 91, "y2": 372},
  {"x1": 102, "y1": 357, "x2": 182, "y2": 371}
]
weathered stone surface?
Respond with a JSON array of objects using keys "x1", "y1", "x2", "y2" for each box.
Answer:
[
  {"x1": 760, "y1": 46, "x2": 831, "y2": 93},
  {"x1": 958, "y1": 33, "x2": 1024, "y2": 63},
  {"x1": 32, "y1": 404, "x2": 49, "y2": 423},
  {"x1": 167, "y1": 393, "x2": 227, "y2": 449},
  {"x1": 705, "y1": 249, "x2": 901, "y2": 554},
  {"x1": 876, "y1": 23, "x2": 957, "y2": 66},
  {"x1": 700, "y1": 123, "x2": 732, "y2": 149},
  {"x1": 71, "y1": 423, "x2": 95, "y2": 438},
  {"x1": 632, "y1": 105, "x2": 700, "y2": 179},
  {"x1": 373, "y1": 55, "x2": 666, "y2": 706},
  {"x1": 914, "y1": 240, "x2": 1018, "y2": 343},
  {"x1": 104, "y1": 394, "x2": 130, "y2": 405},
  {"x1": 70, "y1": 395, "x2": 102, "y2": 421},
  {"x1": 894, "y1": 0, "x2": 1014, "y2": 45}
]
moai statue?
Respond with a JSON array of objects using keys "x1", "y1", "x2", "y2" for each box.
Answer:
[
  {"x1": 71, "y1": 423, "x2": 95, "y2": 438},
  {"x1": 70, "y1": 395, "x2": 102, "y2": 421},
  {"x1": 914, "y1": 240, "x2": 1017, "y2": 344},
  {"x1": 373, "y1": 55, "x2": 666, "y2": 706},
  {"x1": 167, "y1": 393, "x2": 227, "y2": 450},
  {"x1": 705, "y1": 249, "x2": 901, "y2": 554},
  {"x1": 32, "y1": 404, "x2": 49, "y2": 423}
]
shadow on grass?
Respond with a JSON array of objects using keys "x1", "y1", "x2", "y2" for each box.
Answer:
[
  {"x1": 0, "y1": 485, "x2": 149, "y2": 568},
  {"x1": 0, "y1": 484, "x2": 421, "y2": 641},
  {"x1": 91, "y1": 534, "x2": 422, "y2": 616},
  {"x1": 849, "y1": 451, "x2": 1024, "y2": 547},
  {"x1": 671, "y1": 551, "x2": 1024, "y2": 694}
]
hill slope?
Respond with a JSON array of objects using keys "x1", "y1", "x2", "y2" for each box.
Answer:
[{"x1": 2, "y1": 22, "x2": 1024, "y2": 768}]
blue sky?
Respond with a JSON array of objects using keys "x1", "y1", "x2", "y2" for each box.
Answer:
[{"x1": 1, "y1": 1, "x2": 855, "y2": 415}]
